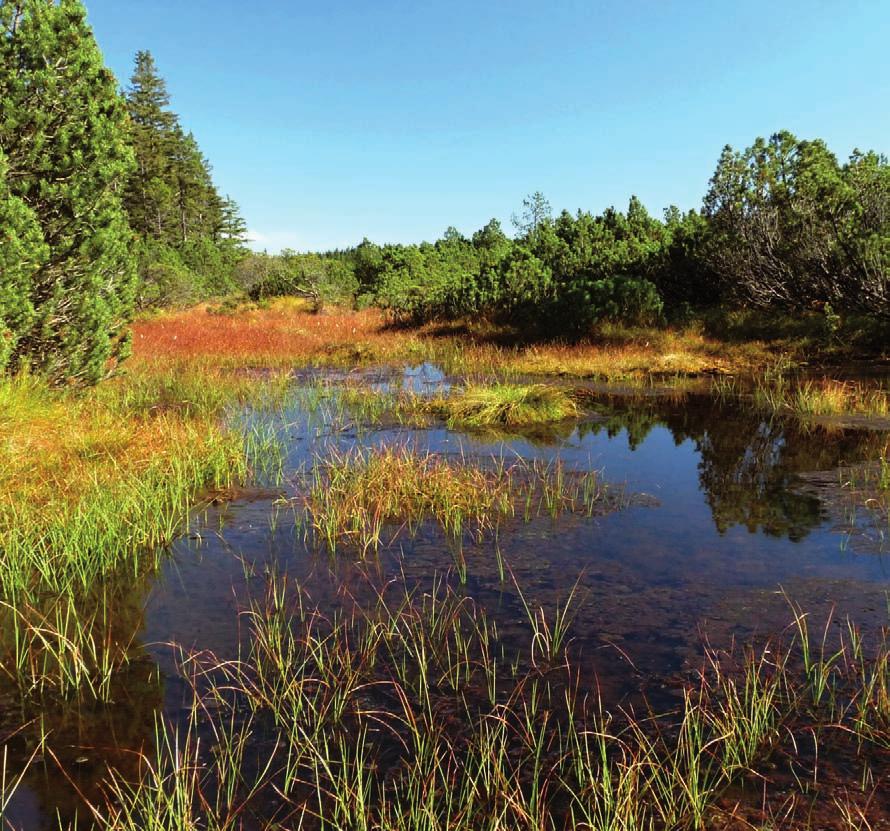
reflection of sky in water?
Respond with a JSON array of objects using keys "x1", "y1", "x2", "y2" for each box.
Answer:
[
  {"x1": 10, "y1": 365, "x2": 890, "y2": 829},
  {"x1": 398, "y1": 361, "x2": 449, "y2": 394},
  {"x1": 147, "y1": 371, "x2": 890, "y2": 688}
]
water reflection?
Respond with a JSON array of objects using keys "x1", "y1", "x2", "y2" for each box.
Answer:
[
  {"x1": 576, "y1": 391, "x2": 883, "y2": 541},
  {"x1": 4, "y1": 370, "x2": 890, "y2": 827}
]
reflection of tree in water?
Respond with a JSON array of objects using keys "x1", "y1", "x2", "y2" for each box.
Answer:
[
  {"x1": 578, "y1": 407, "x2": 662, "y2": 450},
  {"x1": 586, "y1": 394, "x2": 883, "y2": 541},
  {"x1": 0, "y1": 576, "x2": 163, "y2": 827},
  {"x1": 693, "y1": 417, "x2": 821, "y2": 540}
]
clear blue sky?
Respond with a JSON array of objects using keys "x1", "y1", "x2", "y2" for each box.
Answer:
[{"x1": 84, "y1": 0, "x2": 889, "y2": 252}]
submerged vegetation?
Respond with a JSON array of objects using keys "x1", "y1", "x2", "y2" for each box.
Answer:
[{"x1": 18, "y1": 574, "x2": 889, "y2": 830}]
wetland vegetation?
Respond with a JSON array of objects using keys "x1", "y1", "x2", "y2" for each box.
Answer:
[
  {"x1": 2, "y1": 1, "x2": 890, "y2": 828},
  {"x1": 3, "y1": 301, "x2": 890, "y2": 830}
]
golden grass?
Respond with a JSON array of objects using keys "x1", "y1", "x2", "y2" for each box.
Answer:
[
  {"x1": 750, "y1": 376, "x2": 890, "y2": 420},
  {"x1": 791, "y1": 379, "x2": 890, "y2": 418},
  {"x1": 0, "y1": 298, "x2": 858, "y2": 582},
  {"x1": 303, "y1": 445, "x2": 605, "y2": 554},
  {"x1": 11, "y1": 299, "x2": 764, "y2": 571},
  {"x1": 0, "y1": 366, "x2": 285, "y2": 522},
  {"x1": 436, "y1": 382, "x2": 579, "y2": 427}
]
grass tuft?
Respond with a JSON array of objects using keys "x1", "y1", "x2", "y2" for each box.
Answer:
[
  {"x1": 302, "y1": 445, "x2": 607, "y2": 554},
  {"x1": 750, "y1": 375, "x2": 890, "y2": 421},
  {"x1": 436, "y1": 382, "x2": 579, "y2": 428}
]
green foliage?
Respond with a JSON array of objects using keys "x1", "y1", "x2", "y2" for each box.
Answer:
[
  {"x1": 584, "y1": 275, "x2": 664, "y2": 326},
  {"x1": 124, "y1": 51, "x2": 247, "y2": 307},
  {"x1": 521, "y1": 198, "x2": 669, "y2": 331},
  {"x1": 247, "y1": 250, "x2": 358, "y2": 309},
  {"x1": 133, "y1": 239, "x2": 198, "y2": 308},
  {"x1": 0, "y1": 149, "x2": 45, "y2": 372},
  {"x1": 660, "y1": 206, "x2": 719, "y2": 305},
  {"x1": 703, "y1": 130, "x2": 890, "y2": 314},
  {"x1": 374, "y1": 236, "x2": 482, "y2": 323},
  {"x1": 0, "y1": 0, "x2": 136, "y2": 383},
  {"x1": 201, "y1": 132, "x2": 886, "y2": 340},
  {"x1": 439, "y1": 383, "x2": 580, "y2": 428},
  {"x1": 499, "y1": 246, "x2": 553, "y2": 320}
]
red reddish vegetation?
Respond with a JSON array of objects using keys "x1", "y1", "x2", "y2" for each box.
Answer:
[{"x1": 132, "y1": 303, "x2": 401, "y2": 365}]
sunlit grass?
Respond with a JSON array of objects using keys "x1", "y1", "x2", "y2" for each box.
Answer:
[
  {"x1": 301, "y1": 445, "x2": 607, "y2": 555},
  {"x1": 434, "y1": 382, "x2": 579, "y2": 428},
  {"x1": 1, "y1": 297, "x2": 882, "y2": 705},
  {"x1": 749, "y1": 376, "x2": 890, "y2": 421},
  {"x1": 0, "y1": 365, "x2": 289, "y2": 699},
  {"x1": 132, "y1": 301, "x2": 783, "y2": 381}
]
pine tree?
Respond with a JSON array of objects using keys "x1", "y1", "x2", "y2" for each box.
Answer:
[
  {"x1": 0, "y1": 0, "x2": 136, "y2": 383},
  {"x1": 122, "y1": 50, "x2": 245, "y2": 305},
  {"x1": 217, "y1": 196, "x2": 248, "y2": 248},
  {"x1": 125, "y1": 50, "x2": 178, "y2": 239},
  {"x1": 0, "y1": 148, "x2": 46, "y2": 372}
]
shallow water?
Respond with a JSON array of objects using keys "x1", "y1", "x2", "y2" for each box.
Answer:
[{"x1": 6, "y1": 365, "x2": 890, "y2": 828}]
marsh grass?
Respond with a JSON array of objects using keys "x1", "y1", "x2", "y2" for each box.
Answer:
[
  {"x1": 836, "y1": 442, "x2": 890, "y2": 548},
  {"x1": 432, "y1": 383, "x2": 579, "y2": 428},
  {"x1": 299, "y1": 380, "x2": 583, "y2": 436},
  {"x1": 75, "y1": 573, "x2": 890, "y2": 831},
  {"x1": 0, "y1": 366, "x2": 290, "y2": 700},
  {"x1": 300, "y1": 445, "x2": 607, "y2": 555},
  {"x1": 750, "y1": 375, "x2": 890, "y2": 421},
  {"x1": 133, "y1": 301, "x2": 782, "y2": 381}
]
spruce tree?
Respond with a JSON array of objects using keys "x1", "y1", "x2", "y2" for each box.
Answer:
[
  {"x1": 124, "y1": 50, "x2": 178, "y2": 239},
  {"x1": 123, "y1": 50, "x2": 246, "y2": 305},
  {"x1": 0, "y1": 0, "x2": 136, "y2": 383}
]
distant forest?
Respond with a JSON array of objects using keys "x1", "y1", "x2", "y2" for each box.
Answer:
[
  {"x1": 1, "y1": 0, "x2": 888, "y2": 384},
  {"x1": 244, "y1": 135, "x2": 889, "y2": 336}
]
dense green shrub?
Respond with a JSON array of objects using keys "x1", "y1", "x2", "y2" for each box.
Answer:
[
  {"x1": 585, "y1": 276, "x2": 664, "y2": 326},
  {"x1": 703, "y1": 131, "x2": 890, "y2": 314},
  {"x1": 0, "y1": 0, "x2": 136, "y2": 383},
  {"x1": 189, "y1": 131, "x2": 886, "y2": 339}
]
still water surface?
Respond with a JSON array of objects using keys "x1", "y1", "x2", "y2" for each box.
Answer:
[{"x1": 8, "y1": 365, "x2": 890, "y2": 827}]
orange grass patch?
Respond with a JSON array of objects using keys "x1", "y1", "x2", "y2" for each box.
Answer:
[
  {"x1": 132, "y1": 302, "x2": 411, "y2": 367},
  {"x1": 132, "y1": 300, "x2": 777, "y2": 380},
  {"x1": 0, "y1": 382, "x2": 226, "y2": 512}
]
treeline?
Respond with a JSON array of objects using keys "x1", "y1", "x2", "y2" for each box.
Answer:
[
  {"x1": 1, "y1": 0, "x2": 887, "y2": 384},
  {"x1": 0, "y1": 0, "x2": 245, "y2": 383},
  {"x1": 248, "y1": 132, "x2": 888, "y2": 334}
]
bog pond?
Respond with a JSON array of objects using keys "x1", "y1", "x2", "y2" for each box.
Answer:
[{"x1": 5, "y1": 364, "x2": 890, "y2": 830}]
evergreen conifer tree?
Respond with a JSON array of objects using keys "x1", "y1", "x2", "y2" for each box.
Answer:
[
  {"x1": 0, "y1": 0, "x2": 136, "y2": 383},
  {"x1": 0, "y1": 148, "x2": 46, "y2": 372},
  {"x1": 123, "y1": 50, "x2": 246, "y2": 304}
]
